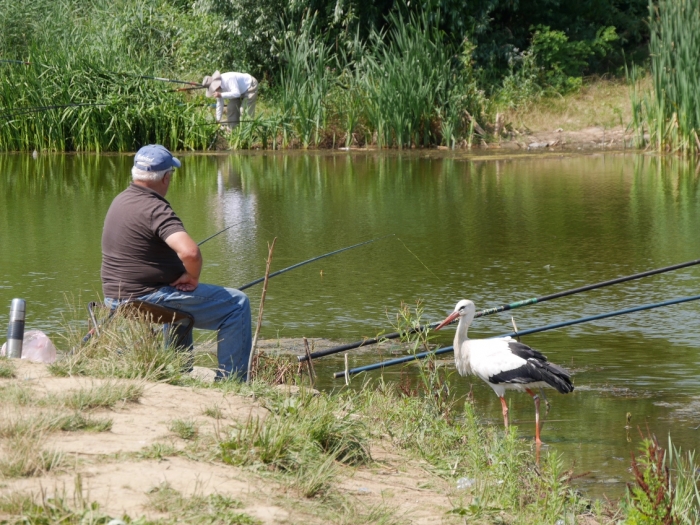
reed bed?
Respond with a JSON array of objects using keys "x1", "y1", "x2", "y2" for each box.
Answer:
[
  {"x1": 630, "y1": 0, "x2": 700, "y2": 155},
  {"x1": 0, "y1": 55, "x2": 213, "y2": 153},
  {"x1": 0, "y1": 0, "x2": 214, "y2": 152},
  {"x1": 277, "y1": 19, "x2": 333, "y2": 149},
  {"x1": 260, "y1": 12, "x2": 486, "y2": 150}
]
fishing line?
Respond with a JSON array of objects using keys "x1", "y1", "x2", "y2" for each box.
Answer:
[
  {"x1": 170, "y1": 85, "x2": 206, "y2": 92},
  {"x1": 396, "y1": 237, "x2": 443, "y2": 283},
  {"x1": 198, "y1": 220, "x2": 276, "y2": 245}
]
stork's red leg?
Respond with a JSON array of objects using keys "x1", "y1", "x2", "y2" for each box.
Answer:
[
  {"x1": 526, "y1": 389, "x2": 541, "y2": 444},
  {"x1": 499, "y1": 396, "x2": 509, "y2": 428}
]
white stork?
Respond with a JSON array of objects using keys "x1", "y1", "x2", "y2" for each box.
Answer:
[{"x1": 435, "y1": 299, "x2": 574, "y2": 444}]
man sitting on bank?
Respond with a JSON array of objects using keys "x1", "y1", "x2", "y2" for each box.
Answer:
[{"x1": 100, "y1": 144, "x2": 252, "y2": 380}]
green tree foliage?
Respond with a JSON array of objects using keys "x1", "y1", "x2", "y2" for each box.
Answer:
[
  {"x1": 529, "y1": 25, "x2": 619, "y2": 92},
  {"x1": 470, "y1": 0, "x2": 647, "y2": 78},
  {"x1": 190, "y1": 0, "x2": 648, "y2": 86},
  {"x1": 192, "y1": 0, "x2": 288, "y2": 77}
]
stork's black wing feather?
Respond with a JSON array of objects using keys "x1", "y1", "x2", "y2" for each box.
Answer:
[
  {"x1": 506, "y1": 341, "x2": 547, "y2": 362},
  {"x1": 488, "y1": 342, "x2": 574, "y2": 394}
]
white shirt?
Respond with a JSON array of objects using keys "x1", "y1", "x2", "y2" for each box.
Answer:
[{"x1": 219, "y1": 72, "x2": 255, "y2": 99}]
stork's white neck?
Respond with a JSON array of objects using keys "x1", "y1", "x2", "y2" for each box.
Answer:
[
  {"x1": 453, "y1": 312, "x2": 474, "y2": 376},
  {"x1": 455, "y1": 312, "x2": 473, "y2": 344}
]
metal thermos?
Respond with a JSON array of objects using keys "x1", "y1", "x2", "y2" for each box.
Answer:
[{"x1": 6, "y1": 298, "x2": 26, "y2": 359}]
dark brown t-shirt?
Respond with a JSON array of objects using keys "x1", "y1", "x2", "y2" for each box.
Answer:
[{"x1": 101, "y1": 183, "x2": 186, "y2": 299}]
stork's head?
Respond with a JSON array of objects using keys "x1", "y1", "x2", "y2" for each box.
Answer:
[{"x1": 434, "y1": 299, "x2": 476, "y2": 330}]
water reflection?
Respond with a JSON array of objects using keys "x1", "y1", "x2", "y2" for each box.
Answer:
[
  {"x1": 210, "y1": 157, "x2": 258, "y2": 268},
  {"x1": 1, "y1": 151, "x2": 700, "y2": 499}
]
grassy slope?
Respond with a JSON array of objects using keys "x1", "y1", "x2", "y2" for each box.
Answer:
[
  {"x1": 0, "y1": 351, "x2": 614, "y2": 525},
  {"x1": 503, "y1": 77, "x2": 634, "y2": 134}
]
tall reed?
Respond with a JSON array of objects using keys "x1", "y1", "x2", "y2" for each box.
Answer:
[
  {"x1": 2, "y1": 0, "x2": 491, "y2": 151},
  {"x1": 630, "y1": 0, "x2": 700, "y2": 154},
  {"x1": 267, "y1": 11, "x2": 487, "y2": 150},
  {"x1": 361, "y1": 12, "x2": 452, "y2": 148},
  {"x1": 278, "y1": 17, "x2": 334, "y2": 148}
]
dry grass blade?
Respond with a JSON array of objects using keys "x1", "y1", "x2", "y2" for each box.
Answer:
[{"x1": 52, "y1": 309, "x2": 191, "y2": 383}]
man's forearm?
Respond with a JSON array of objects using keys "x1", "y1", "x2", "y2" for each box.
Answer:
[
  {"x1": 165, "y1": 231, "x2": 203, "y2": 282},
  {"x1": 180, "y1": 252, "x2": 202, "y2": 279}
]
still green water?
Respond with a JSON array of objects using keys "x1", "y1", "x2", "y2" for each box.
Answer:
[{"x1": 2, "y1": 150, "x2": 700, "y2": 499}]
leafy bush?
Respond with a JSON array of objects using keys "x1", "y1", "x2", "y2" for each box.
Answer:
[
  {"x1": 530, "y1": 24, "x2": 618, "y2": 93},
  {"x1": 192, "y1": 0, "x2": 288, "y2": 76}
]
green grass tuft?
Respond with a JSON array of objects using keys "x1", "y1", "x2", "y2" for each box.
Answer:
[
  {"x1": 0, "y1": 357, "x2": 15, "y2": 378},
  {"x1": 0, "y1": 474, "x2": 128, "y2": 522},
  {"x1": 59, "y1": 381, "x2": 143, "y2": 410},
  {"x1": 147, "y1": 482, "x2": 259, "y2": 524},
  {"x1": 203, "y1": 404, "x2": 224, "y2": 419},
  {"x1": 0, "y1": 434, "x2": 63, "y2": 478},
  {"x1": 56, "y1": 412, "x2": 113, "y2": 432},
  {"x1": 52, "y1": 303, "x2": 192, "y2": 383},
  {"x1": 136, "y1": 442, "x2": 179, "y2": 460},
  {"x1": 169, "y1": 418, "x2": 198, "y2": 441}
]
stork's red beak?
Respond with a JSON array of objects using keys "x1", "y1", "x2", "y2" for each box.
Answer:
[{"x1": 434, "y1": 310, "x2": 460, "y2": 331}]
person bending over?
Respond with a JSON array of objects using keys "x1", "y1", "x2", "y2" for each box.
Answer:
[
  {"x1": 100, "y1": 144, "x2": 252, "y2": 380},
  {"x1": 202, "y1": 70, "x2": 258, "y2": 128}
]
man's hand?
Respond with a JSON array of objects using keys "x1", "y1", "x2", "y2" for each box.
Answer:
[
  {"x1": 213, "y1": 92, "x2": 222, "y2": 98},
  {"x1": 165, "y1": 231, "x2": 203, "y2": 291},
  {"x1": 170, "y1": 272, "x2": 199, "y2": 292}
]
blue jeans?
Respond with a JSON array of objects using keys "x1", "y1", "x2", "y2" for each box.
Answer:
[{"x1": 106, "y1": 284, "x2": 252, "y2": 380}]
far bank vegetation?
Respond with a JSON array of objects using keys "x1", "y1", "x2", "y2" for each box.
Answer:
[{"x1": 0, "y1": 0, "x2": 654, "y2": 152}]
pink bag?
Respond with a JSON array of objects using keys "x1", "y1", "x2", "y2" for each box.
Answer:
[{"x1": 1, "y1": 330, "x2": 57, "y2": 363}]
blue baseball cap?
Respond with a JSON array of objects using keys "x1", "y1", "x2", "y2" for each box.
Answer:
[{"x1": 133, "y1": 144, "x2": 181, "y2": 172}]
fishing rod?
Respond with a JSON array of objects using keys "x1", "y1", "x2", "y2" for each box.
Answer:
[
  {"x1": 113, "y1": 72, "x2": 201, "y2": 86},
  {"x1": 332, "y1": 293, "x2": 700, "y2": 379},
  {"x1": 299, "y1": 256, "x2": 700, "y2": 363},
  {"x1": 237, "y1": 234, "x2": 394, "y2": 291},
  {"x1": 2, "y1": 103, "x2": 108, "y2": 119},
  {"x1": 197, "y1": 223, "x2": 243, "y2": 246},
  {"x1": 170, "y1": 85, "x2": 206, "y2": 93},
  {"x1": 197, "y1": 226, "x2": 391, "y2": 289}
]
